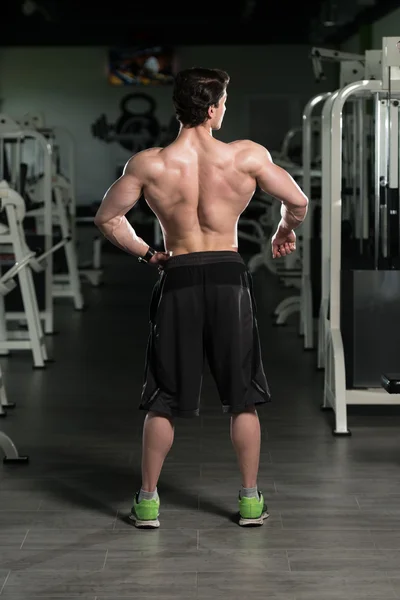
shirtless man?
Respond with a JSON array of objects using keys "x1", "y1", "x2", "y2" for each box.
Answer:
[{"x1": 94, "y1": 68, "x2": 308, "y2": 528}]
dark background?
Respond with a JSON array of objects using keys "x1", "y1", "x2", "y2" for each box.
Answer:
[{"x1": 1, "y1": 0, "x2": 398, "y2": 46}]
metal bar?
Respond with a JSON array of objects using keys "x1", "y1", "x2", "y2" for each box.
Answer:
[
  {"x1": 330, "y1": 80, "x2": 382, "y2": 331},
  {"x1": 321, "y1": 91, "x2": 340, "y2": 308},
  {"x1": 302, "y1": 93, "x2": 331, "y2": 279},
  {"x1": 374, "y1": 97, "x2": 384, "y2": 267},
  {"x1": 358, "y1": 98, "x2": 365, "y2": 254},
  {"x1": 388, "y1": 100, "x2": 399, "y2": 259}
]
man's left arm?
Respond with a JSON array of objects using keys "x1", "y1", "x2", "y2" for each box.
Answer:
[{"x1": 94, "y1": 156, "x2": 151, "y2": 258}]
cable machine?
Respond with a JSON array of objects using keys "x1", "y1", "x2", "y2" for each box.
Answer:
[
  {"x1": 323, "y1": 37, "x2": 400, "y2": 435},
  {"x1": 301, "y1": 48, "x2": 366, "y2": 350}
]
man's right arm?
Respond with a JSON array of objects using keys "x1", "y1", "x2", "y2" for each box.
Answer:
[{"x1": 246, "y1": 142, "x2": 309, "y2": 232}]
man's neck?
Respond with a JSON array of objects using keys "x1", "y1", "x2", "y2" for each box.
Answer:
[{"x1": 178, "y1": 124, "x2": 213, "y2": 140}]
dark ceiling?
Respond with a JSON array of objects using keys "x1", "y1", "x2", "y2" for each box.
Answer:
[{"x1": 1, "y1": 0, "x2": 399, "y2": 46}]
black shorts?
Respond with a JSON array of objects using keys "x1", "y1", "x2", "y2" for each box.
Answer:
[{"x1": 139, "y1": 251, "x2": 271, "y2": 418}]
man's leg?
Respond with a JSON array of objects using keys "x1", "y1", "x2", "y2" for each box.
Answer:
[
  {"x1": 230, "y1": 406, "x2": 268, "y2": 526},
  {"x1": 203, "y1": 259, "x2": 270, "y2": 525},
  {"x1": 230, "y1": 406, "x2": 261, "y2": 489},
  {"x1": 135, "y1": 258, "x2": 205, "y2": 528},
  {"x1": 130, "y1": 411, "x2": 174, "y2": 528},
  {"x1": 141, "y1": 411, "x2": 174, "y2": 492}
]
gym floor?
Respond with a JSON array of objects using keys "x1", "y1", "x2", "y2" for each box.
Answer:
[{"x1": 1, "y1": 251, "x2": 400, "y2": 600}]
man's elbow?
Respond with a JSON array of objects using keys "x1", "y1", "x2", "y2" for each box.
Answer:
[
  {"x1": 93, "y1": 214, "x2": 103, "y2": 230},
  {"x1": 289, "y1": 194, "x2": 309, "y2": 223},
  {"x1": 300, "y1": 195, "x2": 309, "y2": 220},
  {"x1": 94, "y1": 211, "x2": 109, "y2": 231}
]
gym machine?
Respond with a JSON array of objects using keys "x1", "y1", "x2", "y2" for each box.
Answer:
[
  {"x1": 310, "y1": 47, "x2": 365, "y2": 84},
  {"x1": 302, "y1": 48, "x2": 367, "y2": 351},
  {"x1": 0, "y1": 249, "x2": 35, "y2": 463},
  {"x1": 0, "y1": 180, "x2": 49, "y2": 368},
  {"x1": 271, "y1": 152, "x2": 322, "y2": 327},
  {"x1": 270, "y1": 127, "x2": 303, "y2": 165},
  {"x1": 270, "y1": 50, "x2": 363, "y2": 327},
  {"x1": 0, "y1": 114, "x2": 60, "y2": 335},
  {"x1": 25, "y1": 167, "x2": 84, "y2": 310},
  {"x1": 245, "y1": 134, "x2": 315, "y2": 283},
  {"x1": 301, "y1": 96, "x2": 331, "y2": 347},
  {"x1": 0, "y1": 276, "x2": 29, "y2": 464},
  {"x1": 322, "y1": 37, "x2": 400, "y2": 436},
  {"x1": 0, "y1": 362, "x2": 29, "y2": 464},
  {"x1": 318, "y1": 51, "x2": 381, "y2": 369},
  {"x1": 20, "y1": 113, "x2": 98, "y2": 294},
  {"x1": 0, "y1": 428, "x2": 29, "y2": 464}
]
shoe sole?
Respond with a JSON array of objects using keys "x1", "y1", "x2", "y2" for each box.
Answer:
[
  {"x1": 239, "y1": 510, "x2": 269, "y2": 527},
  {"x1": 128, "y1": 513, "x2": 160, "y2": 529}
]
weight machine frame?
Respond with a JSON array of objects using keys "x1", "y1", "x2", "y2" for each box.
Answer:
[
  {"x1": 0, "y1": 211, "x2": 34, "y2": 464},
  {"x1": 323, "y1": 37, "x2": 400, "y2": 436},
  {"x1": 317, "y1": 49, "x2": 384, "y2": 368},
  {"x1": 0, "y1": 182, "x2": 49, "y2": 368},
  {"x1": 310, "y1": 47, "x2": 365, "y2": 84},
  {"x1": 272, "y1": 51, "x2": 364, "y2": 329},
  {"x1": 0, "y1": 355, "x2": 29, "y2": 463},
  {"x1": 0, "y1": 430, "x2": 29, "y2": 463},
  {"x1": 0, "y1": 116, "x2": 55, "y2": 334},
  {"x1": 48, "y1": 124, "x2": 103, "y2": 288}
]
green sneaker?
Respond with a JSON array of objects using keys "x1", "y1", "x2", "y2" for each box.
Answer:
[
  {"x1": 238, "y1": 491, "x2": 269, "y2": 527},
  {"x1": 129, "y1": 492, "x2": 160, "y2": 529}
]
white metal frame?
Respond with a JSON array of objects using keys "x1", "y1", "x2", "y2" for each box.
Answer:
[
  {"x1": 0, "y1": 181, "x2": 48, "y2": 368},
  {"x1": 50, "y1": 175, "x2": 84, "y2": 309},
  {"x1": 317, "y1": 90, "x2": 340, "y2": 369},
  {"x1": 0, "y1": 360, "x2": 28, "y2": 463},
  {"x1": 310, "y1": 47, "x2": 365, "y2": 83},
  {"x1": 21, "y1": 118, "x2": 86, "y2": 305},
  {"x1": 301, "y1": 93, "x2": 332, "y2": 349},
  {"x1": 0, "y1": 115, "x2": 55, "y2": 333},
  {"x1": 0, "y1": 361, "x2": 14, "y2": 416},
  {"x1": 323, "y1": 37, "x2": 400, "y2": 436},
  {"x1": 20, "y1": 114, "x2": 102, "y2": 289},
  {"x1": 270, "y1": 51, "x2": 368, "y2": 331},
  {"x1": 0, "y1": 429, "x2": 28, "y2": 463},
  {"x1": 0, "y1": 249, "x2": 38, "y2": 416}
]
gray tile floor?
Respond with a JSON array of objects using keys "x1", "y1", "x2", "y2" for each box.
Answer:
[{"x1": 1, "y1": 252, "x2": 400, "y2": 599}]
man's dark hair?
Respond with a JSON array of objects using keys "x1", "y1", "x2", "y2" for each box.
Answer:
[{"x1": 173, "y1": 67, "x2": 230, "y2": 128}]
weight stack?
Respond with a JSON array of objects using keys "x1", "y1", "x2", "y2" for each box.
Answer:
[{"x1": 341, "y1": 269, "x2": 400, "y2": 388}]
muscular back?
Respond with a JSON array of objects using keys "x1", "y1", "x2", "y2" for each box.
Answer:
[
  {"x1": 95, "y1": 128, "x2": 308, "y2": 258},
  {"x1": 139, "y1": 136, "x2": 257, "y2": 254}
]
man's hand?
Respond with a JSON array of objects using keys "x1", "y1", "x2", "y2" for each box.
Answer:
[
  {"x1": 271, "y1": 227, "x2": 296, "y2": 259},
  {"x1": 149, "y1": 251, "x2": 171, "y2": 270}
]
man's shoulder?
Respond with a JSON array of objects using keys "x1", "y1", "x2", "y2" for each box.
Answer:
[
  {"x1": 229, "y1": 139, "x2": 266, "y2": 154},
  {"x1": 228, "y1": 140, "x2": 270, "y2": 167},
  {"x1": 132, "y1": 147, "x2": 164, "y2": 162},
  {"x1": 124, "y1": 147, "x2": 164, "y2": 174}
]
